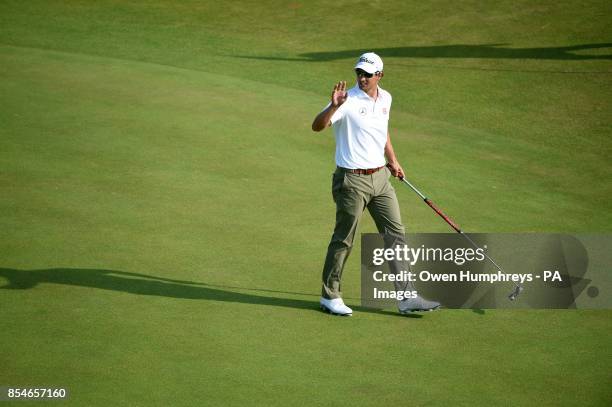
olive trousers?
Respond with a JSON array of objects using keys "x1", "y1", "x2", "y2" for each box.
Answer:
[{"x1": 322, "y1": 166, "x2": 413, "y2": 299}]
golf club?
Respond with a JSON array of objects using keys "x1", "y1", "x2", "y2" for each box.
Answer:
[{"x1": 397, "y1": 175, "x2": 523, "y2": 301}]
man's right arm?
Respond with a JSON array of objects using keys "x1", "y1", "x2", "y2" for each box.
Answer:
[
  {"x1": 311, "y1": 81, "x2": 347, "y2": 132},
  {"x1": 311, "y1": 104, "x2": 339, "y2": 132}
]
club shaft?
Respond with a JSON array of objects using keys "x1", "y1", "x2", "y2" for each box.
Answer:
[
  {"x1": 401, "y1": 178, "x2": 462, "y2": 233},
  {"x1": 458, "y1": 229, "x2": 506, "y2": 274},
  {"x1": 399, "y1": 177, "x2": 519, "y2": 289},
  {"x1": 400, "y1": 177, "x2": 427, "y2": 200}
]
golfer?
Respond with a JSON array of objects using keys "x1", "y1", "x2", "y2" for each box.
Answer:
[{"x1": 312, "y1": 52, "x2": 440, "y2": 316}]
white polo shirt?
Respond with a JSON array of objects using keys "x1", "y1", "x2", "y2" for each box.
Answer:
[{"x1": 327, "y1": 85, "x2": 392, "y2": 169}]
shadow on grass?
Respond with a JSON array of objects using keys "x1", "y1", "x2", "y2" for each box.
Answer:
[
  {"x1": 238, "y1": 43, "x2": 612, "y2": 73},
  {"x1": 0, "y1": 267, "x2": 420, "y2": 318},
  {"x1": 239, "y1": 43, "x2": 612, "y2": 62}
]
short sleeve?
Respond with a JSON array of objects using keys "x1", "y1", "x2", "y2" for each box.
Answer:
[{"x1": 322, "y1": 102, "x2": 345, "y2": 125}]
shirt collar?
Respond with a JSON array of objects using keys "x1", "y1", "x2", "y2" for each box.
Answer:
[{"x1": 351, "y1": 85, "x2": 383, "y2": 101}]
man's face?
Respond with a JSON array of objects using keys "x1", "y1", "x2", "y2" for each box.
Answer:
[{"x1": 355, "y1": 68, "x2": 382, "y2": 93}]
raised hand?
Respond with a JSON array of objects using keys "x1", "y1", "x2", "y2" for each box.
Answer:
[{"x1": 331, "y1": 81, "x2": 347, "y2": 108}]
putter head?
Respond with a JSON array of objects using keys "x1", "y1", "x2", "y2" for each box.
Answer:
[{"x1": 508, "y1": 285, "x2": 523, "y2": 301}]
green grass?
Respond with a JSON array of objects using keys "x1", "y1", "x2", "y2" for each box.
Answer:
[{"x1": 1, "y1": 1, "x2": 611, "y2": 406}]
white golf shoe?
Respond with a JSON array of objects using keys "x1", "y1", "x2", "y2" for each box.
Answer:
[{"x1": 320, "y1": 297, "x2": 353, "y2": 316}]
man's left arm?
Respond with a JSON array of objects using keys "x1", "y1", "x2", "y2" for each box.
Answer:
[{"x1": 385, "y1": 131, "x2": 405, "y2": 179}]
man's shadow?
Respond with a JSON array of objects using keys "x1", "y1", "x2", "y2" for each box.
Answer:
[{"x1": 0, "y1": 267, "x2": 420, "y2": 318}]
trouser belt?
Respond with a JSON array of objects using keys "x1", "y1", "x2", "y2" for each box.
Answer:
[{"x1": 338, "y1": 166, "x2": 385, "y2": 175}]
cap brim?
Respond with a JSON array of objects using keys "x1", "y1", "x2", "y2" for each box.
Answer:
[{"x1": 354, "y1": 62, "x2": 378, "y2": 74}]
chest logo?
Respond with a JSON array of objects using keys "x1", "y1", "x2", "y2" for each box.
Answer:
[
  {"x1": 382, "y1": 107, "x2": 388, "y2": 115},
  {"x1": 359, "y1": 107, "x2": 367, "y2": 116}
]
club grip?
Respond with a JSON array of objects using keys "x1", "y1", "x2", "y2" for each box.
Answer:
[{"x1": 424, "y1": 198, "x2": 462, "y2": 233}]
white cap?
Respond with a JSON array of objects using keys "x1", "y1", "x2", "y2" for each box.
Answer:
[{"x1": 354, "y1": 52, "x2": 383, "y2": 74}]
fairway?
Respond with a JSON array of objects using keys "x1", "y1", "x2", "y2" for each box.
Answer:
[{"x1": 1, "y1": 1, "x2": 611, "y2": 406}]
